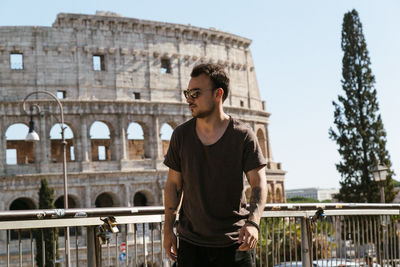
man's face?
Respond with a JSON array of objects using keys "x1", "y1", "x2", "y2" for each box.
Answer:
[{"x1": 186, "y1": 74, "x2": 216, "y2": 118}]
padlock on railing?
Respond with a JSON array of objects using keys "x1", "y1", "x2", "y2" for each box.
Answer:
[
  {"x1": 309, "y1": 207, "x2": 326, "y2": 231},
  {"x1": 96, "y1": 216, "x2": 120, "y2": 244}
]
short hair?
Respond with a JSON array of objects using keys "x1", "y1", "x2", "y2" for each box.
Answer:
[{"x1": 190, "y1": 63, "x2": 230, "y2": 102}]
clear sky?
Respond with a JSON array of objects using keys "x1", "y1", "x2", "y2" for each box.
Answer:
[{"x1": 1, "y1": 0, "x2": 399, "y2": 190}]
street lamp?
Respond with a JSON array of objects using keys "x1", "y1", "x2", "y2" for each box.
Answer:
[
  {"x1": 371, "y1": 161, "x2": 388, "y2": 203},
  {"x1": 26, "y1": 114, "x2": 40, "y2": 141},
  {"x1": 22, "y1": 90, "x2": 71, "y2": 267}
]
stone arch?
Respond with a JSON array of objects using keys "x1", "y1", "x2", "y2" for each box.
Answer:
[
  {"x1": 127, "y1": 122, "x2": 145, "y2": 159},
  {"x1": 132, "y1": 190, "x2": 156, "y2": 241},
  {"x1": 5, "y1": 122, "x2": 29, "y2": 140},
  {"x1": 95, "y1": 192, "x2": 119, "y2": 207},
  {"x1": 160, "y1": 123, "x2": 174, "y2": 140},
  {"x1": 49, "y1": 123, "x2": 76, "y2": 162},
  {"x1": 9, "y1": 197, "x2": 36, "y2": 239},
  {"x1": 160, "y1": 119, "x2": 179, "y2": 130},
  {"x1": 256, "y1": 128, "x2": 267, "y2": 159},
  {"x1": 160, "y1": 122, "x2": 174, "y2": 156},
  {"x1": 54, "y1": 194, "x2": 80, "y2": 236},
  {"x1": 9, "y1": 197, "x2": 36, "y2": 210},
  {"x1": 275, "y1": 187, "x2": 282, "y2": 203},
  {"x1": 133, "y1": 189, "x2": 155, "y2": 206},
  {"x1": 5, "y1": 123, "x2": 35, "y2": 165},
  {"x1": 267, "y1": 184, "x2": 273, "y2": 203},
  {"x1": 125, "y1": 115, "x2": 152, "y2": 158},
  {"x1": 90, "y1": 121, "x2": 113, "y2": 161},
  {"x1": 3, "y1": 117, "x2": 31, "y2": 131},
  {"x1": 54, "y1": 195, "x2": 79, "y2": 209}
]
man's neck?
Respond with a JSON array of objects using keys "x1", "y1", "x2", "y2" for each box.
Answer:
[{"x1": 196, "y1": 110, "x2": 230, "y2": 133}]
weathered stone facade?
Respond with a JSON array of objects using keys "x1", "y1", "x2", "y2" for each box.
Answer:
[{"x1": 0, "y1": 12, "x2": 285, "y2": 215}]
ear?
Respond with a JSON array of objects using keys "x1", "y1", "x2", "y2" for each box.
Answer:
[{"x1": 215, "y1": 88, "x2": 224, "y2": 101}]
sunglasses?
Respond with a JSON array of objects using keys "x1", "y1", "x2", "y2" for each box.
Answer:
[{"x1": 183, "y1": 88, "x2": 213, "y2": 99}]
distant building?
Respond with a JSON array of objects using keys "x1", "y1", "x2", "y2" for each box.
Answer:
[{"x1": 285, "y1": 188, "x2": 339, "y2": 201}]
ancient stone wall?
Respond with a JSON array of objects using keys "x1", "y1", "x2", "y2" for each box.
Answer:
[{"x1": 0, "y1": 12, "x2": 286, "y2": 218}]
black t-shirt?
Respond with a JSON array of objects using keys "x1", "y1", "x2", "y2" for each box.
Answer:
[{"x1": 164, "y1": 117, "x2": 266, "y2": 247}]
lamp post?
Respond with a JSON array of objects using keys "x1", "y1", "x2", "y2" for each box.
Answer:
[
  {"x1": 371, "y1": 161, "x2": 388, "y2": 204},
  {"x1": 22, "y1": 90, "x2": 71, "y2": 267}
]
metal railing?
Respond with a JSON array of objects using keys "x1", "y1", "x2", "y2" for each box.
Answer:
[{"x1": 1, "y1": 204, "x2": 399, "y2": 267}]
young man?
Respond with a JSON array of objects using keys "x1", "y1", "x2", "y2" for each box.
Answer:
[{"x1": 163, "y1": 63, "x2": 267, "y2": 267}]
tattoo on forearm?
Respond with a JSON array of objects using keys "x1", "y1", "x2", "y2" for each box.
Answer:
[
  {"x1": 168, "y1": 207, "x2": 179, "y2": 215},
  {"x1": 167, "y1": 189, "x2": 182, "y2": 215},
  {"x1": 249, "y1": 186, "x2": 262, "y2": 216}
]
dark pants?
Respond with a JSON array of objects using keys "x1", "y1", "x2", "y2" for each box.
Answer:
[{"x1": 177, "y1": 239, "x2": 254, "y2": 267}]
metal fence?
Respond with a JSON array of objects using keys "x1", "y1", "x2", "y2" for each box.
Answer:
[
  {"x1": 0, "y1": 204, "x2": 399, "y2": 267},
  {"x1": 259, "y1": 204, "x2": 400, "y2": 267}
]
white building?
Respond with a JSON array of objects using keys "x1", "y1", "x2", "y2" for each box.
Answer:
[{"x1": 285, "y1": 188, "x2": 339, "y2": 201}]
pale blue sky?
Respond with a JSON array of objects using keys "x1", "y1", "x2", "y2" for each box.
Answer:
[{"x1": 2, "y1": 0, "x2": 399, "y2": 189}]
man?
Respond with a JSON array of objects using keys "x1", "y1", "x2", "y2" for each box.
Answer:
[{"x1": 163, "y1": 63, "x2": 267, "y2": 267}]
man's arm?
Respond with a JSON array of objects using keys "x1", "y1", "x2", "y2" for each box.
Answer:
[
  {"x1": 238, "y1": 165, "x2": 267, "y2": 251},
  {"x1": 163, "y1": 168, "x2": 183, "y2": 261}
]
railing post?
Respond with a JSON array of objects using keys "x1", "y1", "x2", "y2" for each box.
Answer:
[
  {"x1": 301, "y1": 217, "x2": 311, "y2": 267},
  {"x1": 87, "y1": 226, "x2": 100, "y2": 267}
]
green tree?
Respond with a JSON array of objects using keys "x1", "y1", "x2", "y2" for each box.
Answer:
[
  {"x1": 392, "y1": 179, "x2": 400, "y2": 188},
  {"x1": 329, "y1": 9, "x2": 395, "y2": 203},
  {"x1": 35, "y1": 179, "x2": 60, "y2": 266},
  {"x1": 287, "y1": 197, "x2": 319, "y2": 203}
]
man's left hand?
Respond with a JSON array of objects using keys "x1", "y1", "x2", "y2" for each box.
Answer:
[{"x1": 238, "y1": 223, "x2": 259, "y2": 251}]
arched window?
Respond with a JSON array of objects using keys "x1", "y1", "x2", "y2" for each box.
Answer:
[
  {"x1": 90, "y1": 121, "x2": 111, "y2": 161},
  {"x1": 95, "y1": 193, "x2": 114, "y2": 207},
  {"x1": 133, "y1": 192, "x2": 148, "y2": 206},
  {"x1": 54, "y1": 195, "x2": 78, "y2": 236},
  {"x1": 160, "y1": 123, "x2": 174, "y2": 156},
  {"x1": 256, "y1": 129, "x2": 266, "y2": 159},
  {"x1": 54, "y1": 195, "x2": 77, "y2": 209},
  {"x1": 267, "y1": 185, "x2": 273, "y2": 203},
  {"x1": 127, "y1": 122, "x2": 145, "y2": 159},
  {"x1": 5, "y1": 123, "x2": 34, "y2": 165},
  {"x1": 49, "y1": 123, "x2": 75, "y2": 162},
  {"x1": 9, "y1": 198, "x2": 36, "y2": 239},
  {"x1": 275, "y1": 188, "x2": 282, "y2": 203}
]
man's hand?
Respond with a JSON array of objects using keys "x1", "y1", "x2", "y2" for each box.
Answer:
[
  {"x1": 238, "y1": 166, "x2": 266, "y2": 251},
  {"x1": 163, "y1": 229, "x2": 178, "y2": 261},
  {"x1": 238, "y1": 223, "x2": 259, "y2": 251}
]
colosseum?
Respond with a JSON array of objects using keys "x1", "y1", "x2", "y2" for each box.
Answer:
[{"x1": 0, "y1": 11, "x2": 286, "y2": 217}]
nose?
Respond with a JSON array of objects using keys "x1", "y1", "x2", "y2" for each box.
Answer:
[{"x1": 186, "y1": 96, "x2": 193, "y2": 104}]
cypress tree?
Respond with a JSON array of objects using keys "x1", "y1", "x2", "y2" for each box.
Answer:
[
  {"x1": 35, "y1": 179, "x2": 60, "y2": 266},
  {"x1": 329, "y1": 9, "x2": 395, "y2": 203}
]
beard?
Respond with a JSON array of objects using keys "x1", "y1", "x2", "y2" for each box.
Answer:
[{"x1": 192, "y1": 101, "x2": 216, "y2": 119}]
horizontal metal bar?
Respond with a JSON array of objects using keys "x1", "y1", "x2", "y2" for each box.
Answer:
[
  {"x1": 262, "y1": 209, "x2": 400, "y2": 218},
  {"x1": 0, "y1": 204, "x2": 398, "y2": 223},
  {"x1": 0, "y1": 206, "x2": 165, "y2": 221},
  {"x1": 323, "y1": 209, "x2": 400, "y2": 216},
  {"x1": 262, "y1": 210, "x2": 316, "y2": 217},
  {"x1": 262, "y1": 203, "x2": 400, "y2": 210},
  {"x1": 0, "y1": 215, "x2": 164, "y2": 230}
]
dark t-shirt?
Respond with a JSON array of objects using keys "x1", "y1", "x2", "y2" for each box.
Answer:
[{"x1": 163, "y1": 117, "x2": 266, "y2": 247}]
